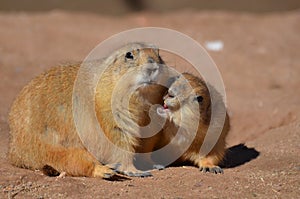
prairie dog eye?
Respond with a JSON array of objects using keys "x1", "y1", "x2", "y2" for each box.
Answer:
[
  {"x1": 125, "y1": 52, "x2": 134, "y2": 60},
  {"x1": 196, "y1": 95, "x2": 203, "y2": 103}
]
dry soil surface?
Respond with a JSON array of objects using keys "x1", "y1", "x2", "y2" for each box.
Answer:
[{"x1": 0, "y1": 10, "x2": 299, "y2": 198}]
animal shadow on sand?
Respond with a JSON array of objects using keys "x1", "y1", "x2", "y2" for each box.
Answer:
[
  {"x1": 220, "y1": 143, "x2": 260, "y2": 168},
  {"x1": 136, "y1": 143, "x2": 260, "y2": 170}
]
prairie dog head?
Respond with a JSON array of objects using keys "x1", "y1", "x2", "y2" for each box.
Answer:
[
  {"x1": 157, "y1": 73, "x2": 211, "y2": 129},
  {"x1": 104, "y1": 43, "x2": 165, "y2": 89},
  {"x1": 103, "y1": 43, "x2": 168, "y2": 133}
]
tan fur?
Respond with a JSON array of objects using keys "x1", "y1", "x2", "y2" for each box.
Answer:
[
  {"x1": 8, "y1": 43, "x2": 167, "y2": 178},
  {"x1": 157, "y1": 73, "x2": 230, "y2": 173},
  {"x1": 94, "y1": 45, "x2": 167, "y2": 174}
]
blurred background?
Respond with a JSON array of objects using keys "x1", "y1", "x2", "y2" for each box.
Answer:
[{"x1": 1, "y1": 0, "x2": 300, "y2": 15}]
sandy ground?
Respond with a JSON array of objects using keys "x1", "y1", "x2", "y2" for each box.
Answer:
[{"x1": 0, "y1": 10, "x2": 299, "y2": 198}]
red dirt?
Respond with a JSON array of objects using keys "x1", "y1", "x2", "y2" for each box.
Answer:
[{"x1": 0, "y1": 10, "x2": 299, "y2": 198}]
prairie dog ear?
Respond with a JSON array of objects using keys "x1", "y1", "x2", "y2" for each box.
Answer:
[{"x1": 157, "y1": 106, "x2": 168, "y2": 118}]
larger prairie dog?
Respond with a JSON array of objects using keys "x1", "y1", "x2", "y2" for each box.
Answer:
[
  {"x1": 9, "y1": 43, "x2": 167, "y2": 178},
  {"x1": 157, "y1": 73, "x2": 230, "y2": 173}
]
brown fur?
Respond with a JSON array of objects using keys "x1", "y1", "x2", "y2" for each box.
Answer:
[
  {"x1": 157, "y1": 73, "x2": 230, "y2": 173},
  {"x1": 8, "y1": 43, "x2": 167, "y2": 178}
]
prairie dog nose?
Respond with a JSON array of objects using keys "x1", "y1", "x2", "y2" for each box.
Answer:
[{"x1": 145, "y1": 61, "x2": 159, "y2": 75}]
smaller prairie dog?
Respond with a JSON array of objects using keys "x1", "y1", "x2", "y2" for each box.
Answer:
[
  {"x1": 157, "y1": 73, "x2": 230, "y2": 173},
  {"x1": 8, "y1": 43, "x2": 167, "y2": 178}
]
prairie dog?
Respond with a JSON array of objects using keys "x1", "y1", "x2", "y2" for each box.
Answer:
[
  {"x1": 157, "y1": 73, "x2": 230, "y2": 173},
  {"x1": 8, "y1": 43, "x2": 167, "y2": 178}
]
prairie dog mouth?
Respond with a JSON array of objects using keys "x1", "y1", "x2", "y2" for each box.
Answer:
[
  {"x1": 157, "y1": 105, "x2": 169, "y2": 118},
  {"x1": 163, "y1": 103, "x2": 168, "y2": 109},
  {"x1": 136, "y1": 81, "x2": 154, "y2": 89}
]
